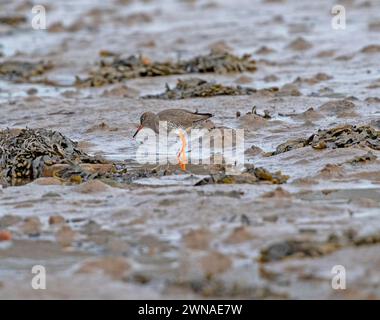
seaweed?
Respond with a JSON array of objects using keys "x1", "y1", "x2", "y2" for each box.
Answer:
[
  {"x1": 271, "y1": 125, "x2": 380, "y2": 155},
  {"x1": 0, "y1": 15, "x2": 27, "y2": 26},
  {"x1": 195, "y1": 165, "x2": 289, "y2": 185},
  {"x1": 142, "y1": 78, "x2": 256, "y2": 99},
  {"x1": 0, "y1": 61, "x2": 53, "y2": 82},
  {"x1": 259, "y1": 240, "x2": 340, "y2": 262},
  {"x1": 75, "y1": 51, "x2": 257, "y2": 87},
  {"x1": 0, "y1": 128, "x2": 102, "y2": 185}
]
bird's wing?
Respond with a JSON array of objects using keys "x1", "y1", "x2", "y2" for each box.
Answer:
[{"x1": 158, "y1": 109, "x2": 213, "y2": 126}]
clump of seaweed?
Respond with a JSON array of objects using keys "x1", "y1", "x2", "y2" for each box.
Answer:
[
  {"x1": 0, "y1": 61, "x2": 53, "y2": 82},
  {"x1": 75, "y1": 51, "x2": 257, "y2": 87},
  {"x1": 195, "y1": 165, "x2": 289, "y2": 185},
  {"x1": 0, "y1": 15, "x2": 27, "y2": 26},
  {"x1": 143, "y1": 78, "x2": 257, "y2": 99},
  {"x1": 271, "y1": 125, "x2": 380, "y2": 155},
  {"x1": 0, "y1": 128, "x2": 103, "y2": 185},
  {"x1": 348, "y1": 151, "x2": 377, "y2": 164},
  {"x1": 260, "y1": 229, "x2": 380, "y2": 263},
  {"x1": 259, "y1": 239, "x2": 340, "y2": 262}
]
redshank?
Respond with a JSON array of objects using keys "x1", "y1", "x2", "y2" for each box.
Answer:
[
  {"x1": 133, "y1": 109, "x2": 213, "y2": 170},
  {"x1": 133, "y1": 109, "x2": 213, "y2": 137}
]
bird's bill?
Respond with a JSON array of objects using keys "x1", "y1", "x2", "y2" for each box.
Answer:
[{"x1": 133, "y1": 125, "x2": 143, "y2": 138}]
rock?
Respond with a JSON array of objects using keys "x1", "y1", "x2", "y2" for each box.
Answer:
[
  {"x1": 125, "y1": 12, "x2": 153, "y2": 25},
  {"x1": 183, "y1": 229, "x2": 212, "y2": 250},
  {"x1": 33, "y1": 177, "x2": 62, "y2": 185},
  {"x1": 260, "y1": 240, "x2": 339, "y2": 262},
  {"x1": 368, "y1": 22, "x2": 380, "y2": 32},
  {"x1": 75, "y1": 180, "x2": 110, "y2": 193},
  {"x1": 0, "y1": 215, "x2": 22, "y2": 228},
  {"x1": 78, "y1": 163, "x2": 114, "y2": 174},
  {"x1": 78, "y1": 257, "x2": 130, "y2": 280},
  {"x1": 85, "y1": 122, "x2": 119, "y2": 133},
  {"x1": 49, "y1": 215, "x2": 65, "y2": 225},
  {"x1": 56, "y1": 225, "x2": 75, "y2": 247},
  {"x1": 0, "y1": 128, "x2": 102, "y2": 185},
  {"x1": 318, "y1": 99, "x2": 356, "y2": 116},
  {"x1": 255, "y1": 46, "x2": 275, "y2": 55},
  {"x1": 279, "y1": 83, "x2": 302, "y2": 96},
  {"x1": 48, "y1": 22, "x2": 66, "y2": 32},
  {"x1": 316, "y1": 50, "x2": 335, "y2": 58},
  {"x1": 200, "y1": 251, "x2": 232, "y2": 275},
  {"x1": 262, "y1": 187, "x2": 291, "y2": 198},
  {"x1": 22, "y1": 217, "x2": 42, "y2": 237},
  {"x1": 234, "y1": 75, "x2": 253, "y2": 84},
  {"x1": 42, "y1": 164, "x2": 70, "y2": 177},
  {"x1": 287, "y1": 37, "x2": 313, "y2": 51},
  {"x1": 361, "y1": 45, "x2": 380, "y2": 54},
  {"x1": 239, "y1": 113, "x2": 268, "y2": 129},
  {"x1": 101, "y1": 85, "x2": 139, "y2": 98},
  {"x1": 244, "y1": 145, "x2": 263, "y2": 156},
  {"x1": 225, "y1": 226, "x2": 254, "y2": 244},
  {"x1": 26, "y1": 87, "x2": 38, "y2": 95},
  {"x1": 0, "y1": 230, "x2": 12, "y2": 241},
  {"x1": 263, "y1": 74, "x2": 279, "y2": 82},
  {"x1": 208, "y1": 40, "x2": 232, "y2": 53},
  {"x1": 76, "y1": 51, "x2": 257, "y2": 87},
  {"x1": 319, "y1": 164, "x2": 344, "y2": 178}
]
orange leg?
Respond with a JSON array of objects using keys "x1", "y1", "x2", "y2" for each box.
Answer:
[{"x1": 177, "y1": 130, "x2": 187, "y2": 171}]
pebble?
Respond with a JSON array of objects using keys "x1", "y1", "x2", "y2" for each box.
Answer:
[
  {"x1": 22, "y1": 217, "x2": 42, "y2": 236},
  {"x1": 78, "y1": 257, "x2": 130, "y2": 280},
  {"x1": 49, "y1": 215, "x2": 65, "y2": 225},
  {"x1": 200, "y1": 251, "x2": 232, "y2": 275},
  {"x1": 183, "y1": 229, "x2": 212, "y2": 250},
  {"x1": 0, "y1": 230, "x2": 12, "y2": 241},
  {"x1": 56, "y1": 225, "x2": 75, "y2": 247},
  {"x1": 224, "y1": 226, "x2": 254, "y2": 244},
  {"x1": 75, "y1": 180, "x2": 110, "y2": 193}
]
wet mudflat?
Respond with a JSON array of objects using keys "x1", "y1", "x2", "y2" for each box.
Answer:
[{"x1": 0, "y1": 0, "x2": 380, "y2": 299}]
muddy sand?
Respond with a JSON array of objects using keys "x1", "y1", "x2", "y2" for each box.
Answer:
[{"x1": 0, "y1": 0, "x2": 380, "y2": 299}]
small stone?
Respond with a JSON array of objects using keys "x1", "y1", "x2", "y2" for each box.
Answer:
[
  {"x1": 225, "y1": 226, "x2": 254, "y2": 244},
  {"x1": 22, "y1": 217, "x2": 41, "y2": 236},
  {"x1": 0, "y1": 215, "x2": 22, "y2": 228},
  {"x1": 56, "y1": 225, "x2": 75, "y2": 247},
  {"x1": 183, "y1": 228, "x2": 212, "y2": 250},
  {"x1": 0, "y1": 230, "x2": 12, "y2": 241},
  {"x1": 361, "y1": 44, "x2": 380, "y2": 54},
  {"x1": 75, "y1": 180, "x2": 110, "y2": 193},
  {"x1": 287, "y1": 37, "x2": 313, "y2": 51},
  {"x1": 78, "y1": 257, "x2": 130, "y2": 280},
  {"x1": 33, "y1": 177, "x2": 62, "y2": 185},
  {"x1": 200, "y1": 251, "x2": 232, "y2": 275},
  {"x1": 255, "y1": 46, "x2": 275, "y2": 55},
  {"x1": 26, "y1": 88, "x2": 38, "y2": 95},
  {"x1": 42, "y1": 164, "x2": 70, "y2": 177},
  {"x1": 262, "y1": 187, "x2": 291, "y2": 198},
  {"x1": 79, "y1": 163, "x2": 114, "y2": 174},
  {"x1": 234, "y1": 75, "x2": 253, "y2": 84},
  {"x1": 208, "y1": 40, "x2": 232, "y2": 53},
  {"x1": 49, "y1": 215, "x2": 65, "y2": 225}
]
